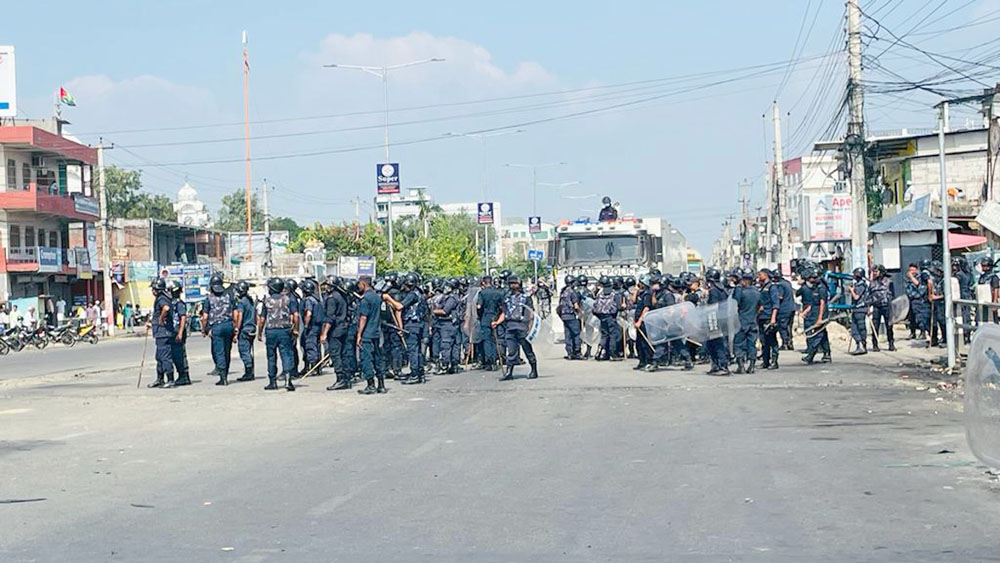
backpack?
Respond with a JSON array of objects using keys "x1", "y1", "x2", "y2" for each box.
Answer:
[{"x1": 593, "y1": 290, "x2": 618, "y2": 315}]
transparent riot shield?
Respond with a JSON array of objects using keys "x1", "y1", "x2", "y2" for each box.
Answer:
[
  {"x1": 526, "y1": 309, "x2": 542, "y2": 342},
  {"x1": 964, "y1": 324, "x2": 1000, "y2": 468},
  {"x1": 464, "y1": 287, "x2": 482, "y2": 344},
  {"x1": 890, "y1": 294, "x2": 910, "y2": 325},
  {"x1": 580, "y1": 295, "x2": 601, "y2": 347},
  {"x1": 642, "y1": 301, "x2": 696, "y2": 345}
]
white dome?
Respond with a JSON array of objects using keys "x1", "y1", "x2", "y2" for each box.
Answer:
[{"x1": 177, "y1": 182, "x2": 199, "y2": 202}]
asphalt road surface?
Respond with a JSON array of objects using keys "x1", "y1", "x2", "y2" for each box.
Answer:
[{"x1": 0, "y1": 333, "x2": 995, "y2": 562}]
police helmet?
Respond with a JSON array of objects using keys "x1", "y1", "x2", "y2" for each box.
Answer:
[
  {"x1": 612, "y1": 275, "x2": 624, "y2": 288},
  {"x1": 168, "y1": 279, "x2": 183, "y2": 297},
  {"x1": 740, "y1": 268, "x2": 755, "y2": 280},
  {"x1": 852, "y1": 267, "x2": 865, "y2": 279},
  {"x1": 637, "y1": 273, "x2": 651, "y2": 288},
  {"x1": 705, "y1": 268, "x2": 721, "y2": 283},
  {"x1": 931, "y1": 260, "x2": 943, "y2": 274},
  {"x1": 576, "y1": 274, "x2": 588, "y2": 286},
  {"x1": 624, "y1": 276, "x2": 636, "y2": 288},
  {"x1": 285, "y1": 278, "x2": 299, "y2": 294},
  {"x1": 919, "y1": 259, "x2": 932, "y2": 271},
  {"x1": 598, "y1": 275, "x2": 611, "y2": 286},
  {"x1": 266, "y1": 277, "x2": 285, "y2": 294},
  {"x1": 769, "y1": 269, "x2": 782, "y2": 281},
  {"x1": 649, "y1": 273, "x2": 663, "y2": 286},
  {"x1": 235, "y1": 280, "x2": 250, "y2": 297},
  {"x1": 508, "y1": 274, "x2": 521, "y2": 285},
  {"x1": 209, "y1": 273, "x2": 225, "y2": 295},
  {"x1": 151, "y1": 277, "x2": 168, "y2": 295},
  {"x1": 602, "y1": 196, "x2": 611, "y2": 206},
  {"x1": 301, "y1": 279, "x2": 317, "y2": 296},
  {"x1": 448, "y1": 277, "x2": 462, "y2": 290},
  {"x1": 404, "y1": 272, "x2": 420, "y2": 288},
  {"x1": 649, "y1": 267, "x2": 662, "y2": 276},
  {"x1": 384, "y1": 271, "x2": 398, "y2": 285},
  {"x1": 803, "y1": 267, "x2": 820, "y2": 280},
  {"x1": 344, "y1": 280, "x2": 359, "y2": 296},
  {"x1": 500, "y1": 269, "x2": 512, "y2": 280},
  {"x1": 373, "y1": 279, "x2": 390, "y2": 293},
  {"x1": 564, "y1": 274, "x2": 576, "y2": 287},
  {"x1": 328, "y1": 275, "x2": 343, "y2": 289}
]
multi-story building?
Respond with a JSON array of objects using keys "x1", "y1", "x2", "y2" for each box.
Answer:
[
  {"x1": 0, "y1": 124, "x2": 101, "y2": 302},
  {"x1": 497, "y1": 216, "x2": 555, "y2": 261},
  {"x1": 374, "y1": 187, "x2": 432, "y2": 223}
]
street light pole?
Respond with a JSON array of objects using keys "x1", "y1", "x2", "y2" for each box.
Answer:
[{"x1": 324, "y1": 58, "x2": 444, "y2": 263}]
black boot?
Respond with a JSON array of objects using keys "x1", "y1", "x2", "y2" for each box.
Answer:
[
  {"x1": 170, "y1": 372, "x2": 192, "y2": 387},
  {"x1": 147, "y1": 372, "x2": 165, "y2": 388},
  {"x1": 357, "y1": 378, "x2": 377, "y2": 395},
  {"x1": 215, "y1": 373, "x2": 228, "y2": 386},
  {"x1": 236, "y1": 370, "x2": 254, "y2": 382},
  {"x1": 527, "y1": 361, "x2": 538, "y2": 379},
  {"x1": 747, "y1": 359, "x2": 756, "y2": 373},
  {"x1": 285, "y1": 374, "x2": 295, "y2": 391},
  {"x1": 264, "y1": 377, "x2": 278, "y2": 390},
  {"x1": 802, "y1": 353, "x2": 816, "y2": 365},
  {"x1": 327, "y1": 376, "x2": 352, "y2": 391},
  {"x1": 402, "y1": 373, "x2": 425, "y2": 385},
  {"x1": 376, "y1": 375, "x2": 388, "y2": 394},
  {"x1": 850, "y1": 342, "x2": 867, "y2": 356},
  {"x1": 734, "y1": 359, "x2": 745, "y2": 374},
  {"x1": 887, "y1": 340, "x2": 896, "y2": 352},
  {"x1": 821, "y1": 353, "x2": 832, "y2": 363},
  {"x1": 500, "y1": 364, "x2": 514, "y2": 381}
]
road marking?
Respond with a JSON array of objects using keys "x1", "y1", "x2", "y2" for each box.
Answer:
[
  {"x1": 0, "y1": 408, "x2": 31, "y2": 415},
  {"x1": 307, "y1": 480, "x2": 377, "y2": 516}
]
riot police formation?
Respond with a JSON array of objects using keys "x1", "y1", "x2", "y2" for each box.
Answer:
[{"x1": 201, "y1": 273, "x2": 235, "y2": 385}]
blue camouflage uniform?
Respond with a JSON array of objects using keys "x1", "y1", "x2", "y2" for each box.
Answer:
[
  {"x1": 733, "y1": 284, "x2": 761, "y2": 366},
  {"x1": 202, "y1": 291, "x2": 235, "y2": 377},
  {"x1": 236, "y1": 294, "x2": 256, "y2": 377}
]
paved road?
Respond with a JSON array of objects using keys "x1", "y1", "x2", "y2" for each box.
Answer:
[{"x1": 0, "y1": 334, "x2": 994, "y2": 562}]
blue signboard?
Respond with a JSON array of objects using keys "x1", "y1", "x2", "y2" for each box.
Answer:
[
  {"x1": 527, "y1": 249, "x2": 544, "y2": 262},
  {"x1": 477, "y1": 202, "x2": 494, "y2": 225},
  {"x1": 377, "y1": 163, "x2": 400, "y2": 195},
  {"x1": 37, "y1": 246, "x2": 61, "y2": 273}
]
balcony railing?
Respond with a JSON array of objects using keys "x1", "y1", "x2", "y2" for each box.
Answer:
[{"x1": 5, "y1": 246, "x2": 67, "y2": 272}]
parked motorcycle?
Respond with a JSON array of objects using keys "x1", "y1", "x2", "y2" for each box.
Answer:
[
  {"x1": 45, "y1": 324, "x2": 77, "y2": 347},
  {"x1": 0, "y1": 326, "x2": 25, "y2": 352},
  {"x1": 76, "y1": 324, "x2": 99, "y2": 345}
]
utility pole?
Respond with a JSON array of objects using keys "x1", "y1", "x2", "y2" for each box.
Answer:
[
  {"x1": 847, "y1": 0, "x2": 868, "y2": 272},
  {"x1": 97, "y1": 139, "x2": 114, "y2": 338},
  {"x1": 937, "y1": 101, "x2": 956, "y2": 371},
  {"x1": 353, "y1": 196, "x2": 361, "y2": 240},
  {"x1": 771, "y1": 100, "x2": 786, "y2": 272},
  {"x1": 739, "y1": 178, "x2": 752, "y2": 265},
  {"x1": 242, "y1": 31, "x2": 253, "y2": 260},
  {"x1": 261, "y1": 178, "x2": 271, "y2": 276}
]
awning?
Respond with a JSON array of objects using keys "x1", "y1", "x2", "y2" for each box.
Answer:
[{"x1": 949, "y1": 232, "x2": 987, "y2": 250}]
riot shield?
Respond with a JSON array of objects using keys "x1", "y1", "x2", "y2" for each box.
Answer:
[
  {"x1": 525, "y1": 309, "x2": 542, "y2": 342},
  {"x1": 642, "y1": 301, "x2": 696, "y2": 345},
  {"x1": 890, "y1": 294, "x2": 910, "y2": 325},
  {"x1": 464, "y1": 287, "x2": 483, "y2": 344},
  {"x1": 964, "y1": 324, "x2": 1000, "y2": 468},
  {"x1": 580, "y1": 295, "x2": 601, "y2": 347}
]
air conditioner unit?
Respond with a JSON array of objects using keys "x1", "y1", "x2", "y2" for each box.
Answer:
[{"x1": 31, "y1": 155, "x2": 45, "y2": 168}]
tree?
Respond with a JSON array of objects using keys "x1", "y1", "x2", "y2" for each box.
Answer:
[
  {"x1": 215, "y1": 189, "x2": 302, "y2": 236},
  {"x1": 105, "y1": 165, "x2": 175, "y2": 221}
]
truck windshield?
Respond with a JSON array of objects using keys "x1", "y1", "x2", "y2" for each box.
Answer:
[{"x1": 560, "y1": 235, "x2": 643, "y2": 266}]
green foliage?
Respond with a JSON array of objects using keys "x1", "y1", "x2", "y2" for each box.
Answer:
[
  {"x1": 290, "y1": 210, "x2": 485, "y2": 277},
  {"x1": 105, "y1": 166, "x2": 175, "y2": 221},
  {"x1": 215, "y1": 189, "x2": 302, "y2": 235},
  {"x1": 501, "y1": 250, "x2": 536, "y2": 280}
]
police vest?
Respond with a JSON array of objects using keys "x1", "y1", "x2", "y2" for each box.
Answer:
[
  {"x1": 264, "y1": 294, "x2": 293, "y2": 330},
  {"x1": 404, "y1": 291, "x2": 424, "y2": 323},
  {"x1": 594, "y1": 290, "x2": 618, "y2": 315},
  {"x1": 207, "y1": 293, "x2": 234, "y2": 326},
  {"x1": 557, "y1": 289, "x2": 576, "y2": 317},
  {"x1": 505, "y1": 293, "x2": 530, "y2": 322}
]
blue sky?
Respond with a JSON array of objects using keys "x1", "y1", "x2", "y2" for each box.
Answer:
[{"x1": 5, "y1": 0, "x2": 997, "y2": 255}]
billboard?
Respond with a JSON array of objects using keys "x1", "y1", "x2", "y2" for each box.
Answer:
[
  {"x1": 0, "y1": 46, "x2": 15, "y2": 118},
  {"x1": 338, "y1": 255, "x2": 376, "y2": 279},
  {"x1": 37, "y1": 247, "x2": 61, "y2": 273},
  {"x1": 528, "y1": 216, "x2": 542, "y2": 233},
  {"x1": 477, "y1": 202, "x2": 494, "y2": 225},
  {"x1": 376, "y1": 163, "x2": 400, "y2": 195},
  {"x1": 807, "y1": 194, "x2": 852, "y2": 242}
]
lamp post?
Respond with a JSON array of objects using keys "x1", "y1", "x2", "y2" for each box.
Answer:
[{"x1": 324, "y1": 58, "x2": 445, "y2": 262}]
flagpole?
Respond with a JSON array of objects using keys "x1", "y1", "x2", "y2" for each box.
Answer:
[{"x1": 242, "y1": 31, "x2": 252, "y2": 259}]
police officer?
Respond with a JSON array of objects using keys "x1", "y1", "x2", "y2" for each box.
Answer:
[
  {"x1": 647, "y1": 273, "x2": 676, "y2": 370},
  {"x1": 594, "y1": 275, "x2": 623, "y2": 361},
  {"x1": 668, "y1": 275, "x2": 694, "y2": 370},
  {"x1": 356, "y1": 276, "x2": 388, "y2": 395},
  {"x1": 869, "y1": 265, "x2": 896, "y2": 352},
  {"x1": 704, "y1": 268, "x2": 731, "y2": 376},
  {"x1": 978, "y1": 258, "x2": 999, "y2": 324},
  {"x1": 322, "y1": 277, "x2": 350, "y2": 390},
  {"x1": 342, "y1": 280, "x2": 362, "y2": 384},
  {"x1": 167, "y1": 279, "x2": 191, "y2": 387},
  {"x1": 598, "y1": 196, "x2": 618, "y2": 221},
  {"x1": 535, "y1": 278, "x2": 552, "y2": 319},
  {"x1": 557, "y1": 275, "x2": 582, "y2": 360},
  {"x1": 905, "y1": 263, "x2": 930, "y2": 340},
  {"x1": 256, "y1": 277, "x2": 297, "y2": 391},
  {"x1": 201, "y1": 274, "x2": 235, "y2": 386},
  {"x1": 849, "y1": 267, "x2": 871, "y2": 355},
  {"x1": 929, "y1": 260, "x2": 947, "y2": 348},
  {"x1": 732, "y1": 269, "x2": 761, "y2": 374},
  {"x1": 147, "y1": 277, "x2": 174, "y2": 388},
  {"x1": 757, "y1": 269, "x2": 780, "y2": 370},
  {"x1": 399, "y1": 272, "x2": 428, "y2": 384},
  {"x1": 632, "y1": 274, "x2": 653, "y2": 371},
  {"x1": 379, "y1": 272, "x2": 404, "y2": 378},
  {"x1": 476, "y1": 275, "x2": 505, "y2": 370},
  {"x1": 285, "y1": 278, "x2": 302, "y2": 377},
  {"x1": 953, "y1": 258, "x2": 973, "y2": 344},
  {"x1": 800, "y1": 268, "x2": 827, "y2": 365},
  {"x1": 233, "y1": 280, "x2": 257, "y2": 381},
  {"x1": 492, "y1": 274, "x2": 538, "y2": 381},
  {"x1": 433, "y1": 278, "x2": 462, "y2": 374},
  {"x1": 299, "y1": 279, "x2": 325, "y2": 375},
  {"x1": 773, "y1": 269, "x2": 796, "y2": 350}
]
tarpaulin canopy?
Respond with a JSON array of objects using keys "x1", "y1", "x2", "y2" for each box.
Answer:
[{"x1": 949, "y1": 232, "x2": 987, "y2": 250}]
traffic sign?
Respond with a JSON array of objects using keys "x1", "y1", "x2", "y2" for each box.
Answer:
[
  {"x1": 377, "y1": 163, "x2": 400, "y2": 195},
  {"x1": 528, "y1": 216, "x2": 541, "y2": 233},
  {"x1": 527, "y1": 249, "x2": 544, "y2": 262},
  {"x1": 477, "y1": 202, "x2": 494, "y2": 224}
]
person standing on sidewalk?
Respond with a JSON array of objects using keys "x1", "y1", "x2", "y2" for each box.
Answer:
[{"x1": 869, "y1": 265, "x2": 896, "y2": 352}]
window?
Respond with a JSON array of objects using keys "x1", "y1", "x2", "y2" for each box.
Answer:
[
  {"x1": 22, "y1": 163, "x2": 31, "y2": 190},
  {"x1": 49, "y1": 231, "x2": 58, "y2": 248},
  {"x1": 5, "y1": 159, "x2": 14, "y2": 189},
  {"x1": 9, "y1": 225, "x2": 20, "y2": 250},
  {"x1": 24, "y1": 226, "x2": 35, "y2": 250},
  {"x1": 37, "y1": 229, "x2": 46, "y2": 248}
]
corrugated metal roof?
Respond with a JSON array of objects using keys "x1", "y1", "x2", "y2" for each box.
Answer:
[{"x1": 869, "y1": 209, "x2": 958, "y2": 233}]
